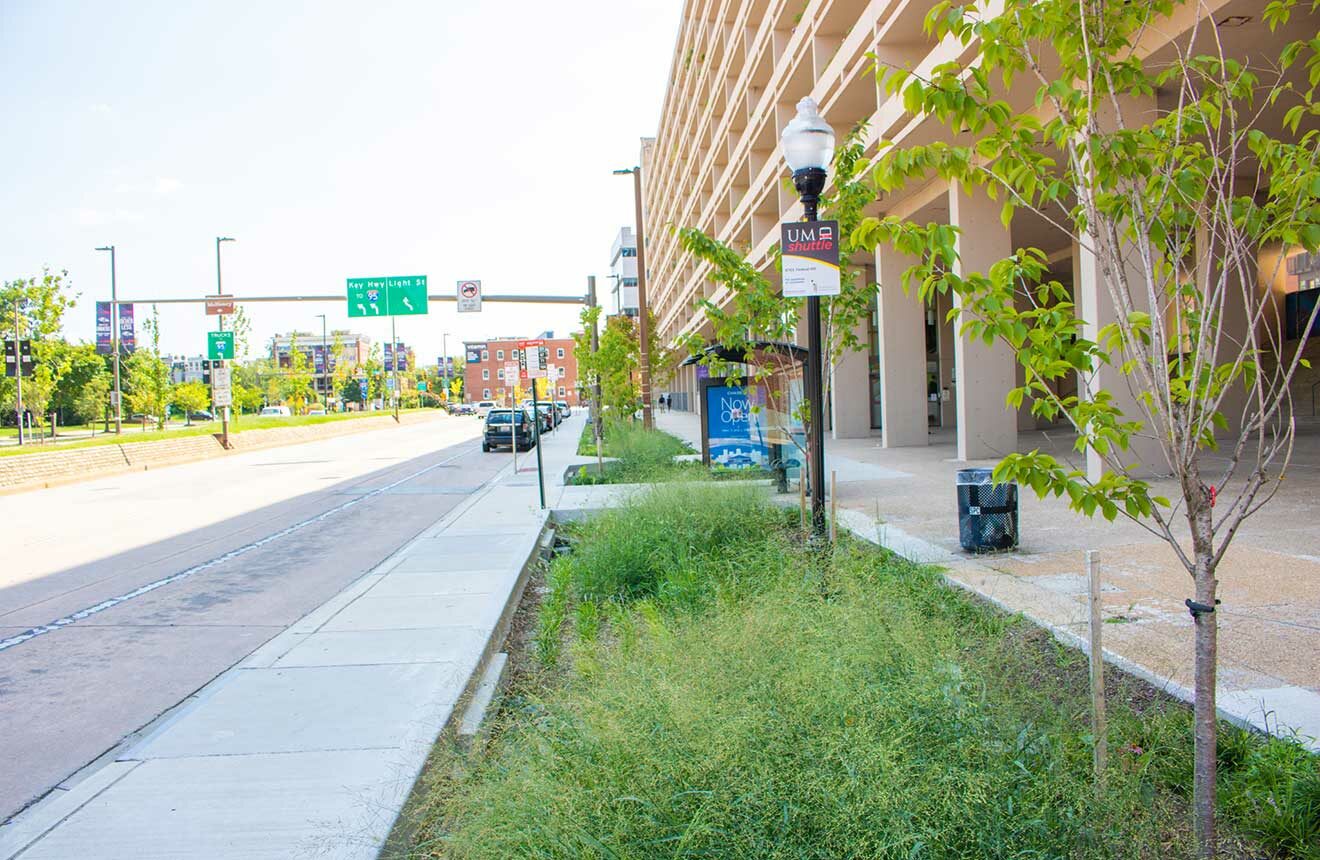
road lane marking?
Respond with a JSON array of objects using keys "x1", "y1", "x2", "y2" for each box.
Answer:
[{"x1": 0, "y1": 445, "x2": 478, "y2": 654}]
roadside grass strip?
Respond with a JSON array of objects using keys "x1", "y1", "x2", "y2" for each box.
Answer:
[{"x1": 402, "y1": 486, "x2": 1320, "y2": 860}]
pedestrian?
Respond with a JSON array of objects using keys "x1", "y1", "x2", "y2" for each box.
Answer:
[{"x1": 659, "y1": 394, "x2": 667, "y2": 412}]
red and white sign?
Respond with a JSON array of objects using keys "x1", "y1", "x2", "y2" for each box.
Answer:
[
  {"x1": 205, "y1": 295, "x2": 235, "y2": 316},
  {"x1": 517, "y1": 339, "x2": 546, "y2": 380}
]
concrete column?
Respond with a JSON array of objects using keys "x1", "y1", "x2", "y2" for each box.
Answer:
[
  {"x1": 876, "y1": 244, "x2": 928, "y2": 447},
  {"x1": 1074, "y1": 240, "x2": 1166, "y2": 480},
  {"x1": 831, "y1": 311, "x2": 873, "y2": 439},
  {"x1": 949, "y1": 181, "x2": 1018, "y2": 460}
]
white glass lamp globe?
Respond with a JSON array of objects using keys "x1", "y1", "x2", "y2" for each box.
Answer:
[{"x1": 780, "y1": 97, "x2": 835, "y2": 172}]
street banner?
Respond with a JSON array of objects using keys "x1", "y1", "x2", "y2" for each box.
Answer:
[
  {"x1": 396, "y1": 344, "x2": 408, "y2": 371},
  {"x1": 211, "y1": 365, "x2": 233, "y2": 408},
  {"x1": 313, "y1": 346, "x2": 325, "y2": 372},
  {"x1": 781, "y1": 220, "x2": 841, "y2": 298},
  {"x1": 383, "y1": 342, "x2": 394, "y2": 372},
  {"x1": 118, "y1": 304, "x2": 136, "y2": 352},
  {"x1": 205, "y1": 295, "x2": 235, "y2": 316},
  {"x1": 96, "y1": 302, "x2": 113, "y2": 354},
  {"x1": 457, "y1": 279, "x2": 482, "y2": 313},
  {"x1": 517, "y1": 339, "x2": 547, "y2": 380}
]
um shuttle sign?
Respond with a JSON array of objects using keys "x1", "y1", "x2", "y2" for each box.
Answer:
[{"x1": 780, "y1": 220, "x2": 840, "y2": 298}]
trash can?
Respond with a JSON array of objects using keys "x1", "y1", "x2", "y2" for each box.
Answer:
[{"x1": 956, "y1": 468, "x2": 1018, "y2": 553}]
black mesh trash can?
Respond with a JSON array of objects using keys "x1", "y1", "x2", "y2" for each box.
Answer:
[{"x1": 956, "y1": 468, "x2": 1018, "y2": 553}]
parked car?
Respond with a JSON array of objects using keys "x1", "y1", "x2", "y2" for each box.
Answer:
[
  {"x1": 306, "y1": 407, "x2": 327, "y2": 416},
  {"x1": 259, "y1": 405, "x2": 292, "y2": 417},
  {"x1": 475, "y1": 400, "x2": 497, "y2": 418},
  {"x1": 187, "y1": 410, "x2": 214, "y2": 421},
  {"x1": 482, "y1": 408, "x2": 535, "y2": 452},
  {"x1": 533, "y1": 402, "x2": 555, "y2": 432},
  {"x1": 554, "y1": 401, "x2": 571, "y2": 419}
]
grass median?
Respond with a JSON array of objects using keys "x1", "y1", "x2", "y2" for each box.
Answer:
[
  {"x1": 571, "y1": 417, "x2": 767, "y2": 484},
  {"x1": 401, "y1": 485, "x2": 1319, "y2": 859},
  {"x1": 0, "y1": 408, "x2": 438, "y2": 458}
]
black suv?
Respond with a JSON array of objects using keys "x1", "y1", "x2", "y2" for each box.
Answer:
[{"x1": 482, "y1": 408, "x2": 535, "y2": 452}]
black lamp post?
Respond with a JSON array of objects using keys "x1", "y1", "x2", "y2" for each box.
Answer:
[{"x1": 781, "y1": 97, "x2": 835, "y2": 537}]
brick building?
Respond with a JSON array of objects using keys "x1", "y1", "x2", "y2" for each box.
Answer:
[{"x1": 463, "y1": 336, "x2": 580, "y2": 405}]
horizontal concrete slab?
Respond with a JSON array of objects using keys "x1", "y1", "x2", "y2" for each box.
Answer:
[
  {"x1": 321, "y1": 594, "x2": 506, "y2": 633},
  {"x1": 16, "y1": 749, "x2": 407, "y2": 860},
  {"x1": 366, "y1": 568, "x2": 519, "y2": 597},
  {"x1": 129, "y1": 663, "x2": 463, "y2": 759},
  {"x1": 273, "y1": 627, "x2": 489, "y2": 669}
]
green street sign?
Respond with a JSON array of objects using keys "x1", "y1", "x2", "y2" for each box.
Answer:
[
  {"x1": 208, "y1": 331, "x2": 235, "y2": 361},
  {"x1": 346, "y1": 275, "x2": 428, "y2": 318},
  {"x1": 417, "y1": 380, "x2": 427, "y2": 391}
]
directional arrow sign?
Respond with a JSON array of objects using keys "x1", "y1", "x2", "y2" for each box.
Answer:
[
  {"x1": 347, "y1": 276, "x2": 428, "y2": 317},
  {"x1": 207, "y1": 331, "x2": 235, "y2": 361}
]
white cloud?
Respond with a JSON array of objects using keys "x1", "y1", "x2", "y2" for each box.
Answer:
[{"x1": 111, "y1": 176, "x2": 182, "y2": 195}]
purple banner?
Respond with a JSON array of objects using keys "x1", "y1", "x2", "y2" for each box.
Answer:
[
  {"x1": 118, "y1": 304, "x2": 136, "y2": 353},
  {"x1": 396, "y1": 343, "x2": 408, "y2": 371},
  {"x1": 383, "y1": 342, "x2": 394, "y2": 372},
  {"x1": 313, "y1": 346, "x2": 325, "y2": 371},
  {"x1": 96, "y1": 302, "x2": 112, "y2": 354}
]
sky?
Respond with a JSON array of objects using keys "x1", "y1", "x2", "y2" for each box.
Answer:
[{"x1": 0, "y1": 0, "x2": 680, "y2": 363}]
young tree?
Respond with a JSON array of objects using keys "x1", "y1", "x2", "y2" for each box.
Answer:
[
  {"x1": 843, "y1": 2, "x2": 1320, "y2": 854},
  {"x1": 171, "y1": 381, "x2": 210, "y2": 425},
  {"x1": 125, "y1": 307, "x2": 171, "y2": 429},
  {"x1": 1, "y1": 268, "x2": 78, "y2": 422},
  {"x1": 279, "y1": 335, "x2": 316, "y2": 414},
  {"x1": 52, "y1": 344, "x2": 111, "y2": 425}
]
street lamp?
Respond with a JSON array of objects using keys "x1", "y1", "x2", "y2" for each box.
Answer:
[
  {"x1": 613, "y1": 165, "x2": 653, "y2": 430},
  {"x1": 441, "y1": 331, "x2": 451, "y2": 402},
  {"x1": 94, "y1": 245, "x2": 122, "y2": 435},
  {"x1": 781, "y1": 96, "x2": 835, "y2": 537},
  {"x1": 315, "y1": 314, "x2": 329, "y2": 410}
]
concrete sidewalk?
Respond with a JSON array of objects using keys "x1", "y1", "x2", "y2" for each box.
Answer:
[
  {"x1": 655, "y1": 410, "x2": 1320, "y2": 751},
  {"x1": 0, "y1": 414, "x2": 592, "y2": 859}
]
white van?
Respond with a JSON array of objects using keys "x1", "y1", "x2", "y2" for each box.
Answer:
[
  {"x1": 475, "y1": 400, "x2": 497, "y2": 418},
  {"x1": 259, "y1": 405, "x2": 292, "y2": 417}
]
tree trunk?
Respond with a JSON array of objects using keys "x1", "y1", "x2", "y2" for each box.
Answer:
[{"x1": 1190, "y1": 504, "x2": 1219, "y2": 859}]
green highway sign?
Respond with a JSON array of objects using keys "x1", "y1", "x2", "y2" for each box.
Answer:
[
  {"x1": 346, "y1": 275, "x2": 428, "y2": 318},
  {"x1": 207, "y1": 331, "x2": 235, "y2": 361}
]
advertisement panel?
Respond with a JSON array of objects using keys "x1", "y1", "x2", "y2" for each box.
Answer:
[
  {"x1": 118, "y1": 304, "x2": 136, "y2": 352},
  {"x1": 96, "y1": 302, "x2": 113, "y2": 354},
  {"x1": 701, "y1": 381, "x2": 770, "y2": 469},
  {"x1": 465, "y1": 345, "x2": 484, "y2": 364}
]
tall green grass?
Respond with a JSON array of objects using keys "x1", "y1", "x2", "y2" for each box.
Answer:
[
  {"x1": 571, "y1": 417, "x2": 767, "y2": 485},
  {"x1": 407, "y1": 489, "x2": 1319, "y2": 859}
]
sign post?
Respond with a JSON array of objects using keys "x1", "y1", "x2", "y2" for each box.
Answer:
[
  {"x1": 504, "y1": 361, "x2": 521, "y2": 471},
  {"x1": 347, "y1": 276, "x2": 426, "y2": 421},
  {"x1": 518, "y1": 339, "x2": 548, "y2": 508},
  {"x1": 211, "y1": 364, "x2": 233, "y2": 410}
]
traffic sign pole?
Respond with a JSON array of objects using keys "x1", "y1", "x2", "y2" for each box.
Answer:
[
  {"x1": 11, "y1": 299, "x2": 23, "y2": 446},
  {"x1": 391, "y1": 316, "x2": 400, "y2": 422}
]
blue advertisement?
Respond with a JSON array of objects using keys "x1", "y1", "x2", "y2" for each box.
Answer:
[{"x1": 704, "y1": 383, "x2": 770, "y2": 469}]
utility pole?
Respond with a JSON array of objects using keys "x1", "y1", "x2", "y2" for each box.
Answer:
[
  {"x1": 316, "y1": 314, "x2": 329, "y2": 410},
  {"x1": 11, "y1": 298, "x2": 23, "y2": 446},
  {"x1": 615, "y1": 165, "x2": 654, "y2": 429},
  {"x1": 441, "y1": 331, "x2": 450, "y2": 403},
  {"x1": 587, "y1": 276, "x2": 603, "y2": 454},
  {"x1": 216, "y1": 237, "x2": 235, "y2": 447},
  {"x1": 391, "y1": 317, "x2": 400, "y2": 422},
  {"x1": 95, "y1": 246, "x2": 122, "y2": 434}
]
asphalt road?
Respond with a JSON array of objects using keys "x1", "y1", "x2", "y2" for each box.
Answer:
[{"x1": 0, "y1": 413, "x2": 505, "y2": 822}]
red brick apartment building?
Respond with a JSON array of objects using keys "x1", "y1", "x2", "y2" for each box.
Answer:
[{"x1": 463, "y1": 337, "x2": 581, "y2": 405}]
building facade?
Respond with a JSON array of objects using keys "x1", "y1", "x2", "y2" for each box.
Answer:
[
  {"x1": 642, "y1": 0, "x2": 1315, "y2": 472},
  {"x1": 165, "y1": 355, "x2": 207, "y2": 385},
  {"x1": 609, "y1": 227, "x2": 640, "y2": 317},
  {"x1": 270, "y1": 331, "x2": 373, "y2": 396},
  {"x1": 463, "y1": 336, "x2": 581, "y2": 405}
]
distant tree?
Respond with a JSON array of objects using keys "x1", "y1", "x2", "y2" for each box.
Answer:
[
  {"x1": 232, "y1": 382, "x2": 264, "y2": 415},
  {"x1": 51, "y1": 344, "x2": 111, "y2": 424},
  {"x1": 0, "y1": 267, "x2": 78, "y2": 421},
  {"x1": 171, "y1": 381, "x2": 209, "y2": 425},
  {"x1": 125, "y1": 306, "x2": 171, "y2": 429},
  {"x1": 279, "y1": 335, "x2": 315, "y2": 413}
]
